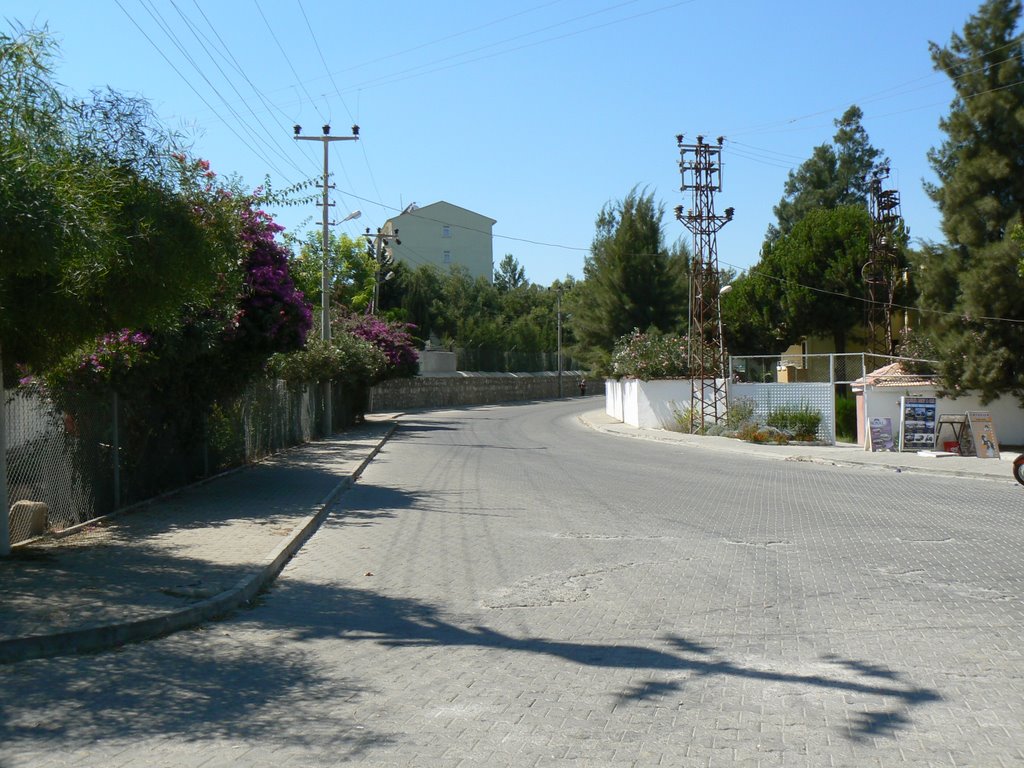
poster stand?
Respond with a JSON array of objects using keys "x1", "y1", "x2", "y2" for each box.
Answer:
[
  {"x1": 899, "y1": 396, "x2": 937, "y2": 452},
  {"x1": 965, "y1": 411, "x2": 1000, "y2": 458},
  {"x1": 868, "y1": 417, "x2": 896, "y2": 452}
]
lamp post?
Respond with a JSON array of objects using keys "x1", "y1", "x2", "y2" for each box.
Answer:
[
  {"x1": 718, "y1": 283, "x2": 732, "y2": 380},
  {"x1": 294, "y1": 123, "x2": 359, "y2": 436},
  {"x1": 364, "y1": 225, "x2": 399, "y2": 314}
]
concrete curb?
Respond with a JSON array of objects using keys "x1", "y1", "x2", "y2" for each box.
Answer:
[
  {"x1": 578, "y1": 412, "x2": 1016, "y2": 485},
  {"x1": 0, "y1": 424, "x2": 396, "y2": 665}
]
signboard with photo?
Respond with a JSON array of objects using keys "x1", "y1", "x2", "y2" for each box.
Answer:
[
  {"x1": 965, "y1": 411, "x2": 1000, "y2": 459},
  {"x1": 899, "y1": 396, "x2": 937, "y2": 452},
  {"x1": 868, "y1": 417, "x2": 896, "y2": 452}
]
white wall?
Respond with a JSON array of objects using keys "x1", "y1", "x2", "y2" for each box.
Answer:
[
  {"x1": 605, "y1": 379, "x2": 732, "y2": 429},
  {"x1": 863, "y1": 386, "x2": 1024, "y2": 447}
]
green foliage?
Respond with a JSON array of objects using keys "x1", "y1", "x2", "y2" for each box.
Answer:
[
  {"x1": 726, "y1": 397, "x2": 757, "y2": 430},
  {"x1": 835, "y1": 394, "x2": 857, "y2": 443},
  {"x1": 494, "y1": 254, "x2": 527, "y2": 292},
  {"x1": 570, "y1": 188, "x2": 689, "y2": 373},
  {"x1": 770, "y1": 106, "x2": 884, "y2": 240},
  {"x1": 915, "y1": 0, "x2": 1024, "y2": 403},
  {"x1": 611, "y1": 328, "x2": 692, "y2": 380},
  {"x1": 267, "y1": 335, "x2": 386, "y2": 388},
  {"x1": 724, "y1": 206, "x2": 875, "y2": 356},
  {"x1": 380, "y1": 262, "x2": 569, "y2": 368},
  {"x1": 765, "y1": 404, "x2": 822, "y2": 440},
  {"x1": 289, "y1": 230, "x2": 375, "y2": 314},
  {"x1": 720, "y1": 266, "x2": 788, "y2": 356},
  {"x1": 0, "y1": 28, "x2": 243, "y2": 375}
]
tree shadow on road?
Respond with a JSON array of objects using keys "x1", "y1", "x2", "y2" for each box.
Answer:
[{"x1": 239, "y1": 580, "x2": 941, "y2": 743}]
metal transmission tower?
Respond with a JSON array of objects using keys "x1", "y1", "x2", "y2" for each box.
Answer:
[
  {"x1": 863, "y1": 165, "x2": 902, "y2": 355},
  {"x1": 674, "y1": 135, "x2": 734, "y2": 431}
]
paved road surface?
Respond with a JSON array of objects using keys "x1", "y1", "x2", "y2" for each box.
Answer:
[{"x1": 3, "y1": 399, "x2": 1023, "y2": 767}]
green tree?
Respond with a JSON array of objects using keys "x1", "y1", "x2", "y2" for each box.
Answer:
[
  {"x1": 0, "y1": 28, "x2": 240, "y2": 376},
  {"x1": 768, "y1": 206, "x2": 871, "y2": 353},
  {"x1": 916, "y1": 0, "x2": 1024, "y2": 402},
  {"x1": 494, "y1": 253, "x2": 527, "y2": 291},
  {"x1": 570, "y1": 188, "x2": 689, "y2": 373},
  {"x1": 289, "y1": 230, "x2": 375, "y2": 317},
  {"x1": 720, "y1": 266, "x2": 787, "y2": 356},
  {"x1": 770, "y1": 106, "x2": 883, "y2": 240}
]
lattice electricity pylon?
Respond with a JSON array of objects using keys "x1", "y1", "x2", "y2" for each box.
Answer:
[
  {"x1": 863, "y1": 165, "x2": 902, "y2": 355},
  {"x1": 674, "y1": 134, "x2": 734, "y2": 432}
]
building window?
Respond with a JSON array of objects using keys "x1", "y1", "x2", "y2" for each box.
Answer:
[
  {"x1": 442, "y1": 225, "x2": 451, "y2": 238},
  {"x1": 443, "y1": 250, "x2": 452, "y2": 264}
]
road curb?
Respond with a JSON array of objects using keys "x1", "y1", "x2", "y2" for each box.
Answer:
[
  {"x1": 578, "y1": 412, "x2": 1015, "y2": 484},
  {"x1": 0, "y1": 424, "x2": 396, "y2": 665}
]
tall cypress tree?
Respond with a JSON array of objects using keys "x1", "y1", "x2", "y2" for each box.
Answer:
[
  {"x1": 770, "y1": 106, "x2": 883, "y2": 240},
  {"x1": 570, "y1": 188, "x2": 688, "y2": 373},
  {"x1": 917, "y1": 0, "x2": 1024, "y2": 402}
]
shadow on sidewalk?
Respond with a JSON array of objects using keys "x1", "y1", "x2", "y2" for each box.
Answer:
[{"x1": 0, "y1": 624, "x2": 393, "y2": 758}]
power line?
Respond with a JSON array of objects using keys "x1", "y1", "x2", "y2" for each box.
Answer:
[
  {"x1": 294, "y1": 0, "x2": 386, "y2": 211},
  {"x1": 115, "y1": 0, "x2": 292, "y2": 179},
  {"x1": 166, "y1": 0, "x2": 311, "y2": 179}
]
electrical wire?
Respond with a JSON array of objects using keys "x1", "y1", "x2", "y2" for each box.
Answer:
[
  {"x1": 167, "y1": 0, "x2": 311, "y2": 179},
  {"x1": 115, "y1": 0, "x2": 293, "y2": 179}
]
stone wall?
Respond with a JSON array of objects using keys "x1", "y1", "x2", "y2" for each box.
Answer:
[{"x1": 369, "y1": 372, "x2": 588, "y2": 412}]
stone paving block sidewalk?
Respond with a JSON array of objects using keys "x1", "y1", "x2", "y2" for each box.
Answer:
[{"x1": 0, "y1": 420, "x2": 394, "y2": 653}]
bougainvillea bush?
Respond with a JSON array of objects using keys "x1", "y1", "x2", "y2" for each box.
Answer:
[
  {"x1": 338, "y1": 313, "x2": 418, "y2": 379},
  {"x1": 229, "y1": 207, "x2": 312, "y2": 355}
]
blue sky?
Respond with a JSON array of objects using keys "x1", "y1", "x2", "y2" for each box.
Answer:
[{"x1": 13, "y1": 0, "x2": 991, "y2": 286}]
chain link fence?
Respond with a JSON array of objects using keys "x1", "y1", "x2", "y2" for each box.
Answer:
[
  {"x1": 455, "y1": 348, "x2": 581, "y2": 373},
  {"x1": 730, "y1": 353, "x2": 935, "y2": 385},
  {"x1": 3, "y1": 378, "x2": 356, "y2": 546}
]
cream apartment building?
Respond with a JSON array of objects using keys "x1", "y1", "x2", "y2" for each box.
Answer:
[{"x1": 382, "y1": 201, "x2": 496, "y2": 282}]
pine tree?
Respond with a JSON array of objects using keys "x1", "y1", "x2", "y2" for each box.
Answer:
[
  {"x1": 917, "y1": 0, "x2": 1024, "y2": 402},
  {"x1": 770, "y1": 106, "x2": 883, "y2": 239},
  {"x1": 569, "y1": 188, "x2": 688, "y2": 373}
]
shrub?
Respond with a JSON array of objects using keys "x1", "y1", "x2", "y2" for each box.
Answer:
[
  {"x1": 338, "y1": 314, "x2": 418, "y2": 379},
  {"x1": 611, "y1": 328, "x2": 690, "y2": 380},
  {"x1": 765, "y1": 404, "x2": 822, "y2": 440},
  {"x1": 726, "y1": 396, "x2": 757, "y2": 430},
  {"x1": 267, "y1": 334, "x2": 386, "y2": 388},
  {"x1": 835, "y1": 393, "x2": 857, "y2": 443}
]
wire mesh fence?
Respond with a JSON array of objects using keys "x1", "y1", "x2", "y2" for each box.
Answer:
[
  {"x1": 3, "y1": 378, "x2": 354, "y2": 546},
  {"x1": 455, "y1": 348, "x2": 581, "y2": 373},
  {"x1": 729, "y1": 353, "x2": 935, "y2": 385}
]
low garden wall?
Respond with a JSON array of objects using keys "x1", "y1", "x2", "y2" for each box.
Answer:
[
  {"x1": 605, "y1": 378, "x2": 727, "y2": 429},
  {"x1": 369, "y1": 372, "x2": 587, "y2": 412}
]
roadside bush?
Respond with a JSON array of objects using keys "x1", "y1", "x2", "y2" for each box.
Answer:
[
  {"x1": 835, "y1": 393, "x2": 857, "y2": 443},
  {"x1": 266, "y1": 334, "x2": 386, "y2": 388},
  {"x1": 765, "y1": 404, "x2": 822, "y2": 440},
  {"x1": 726, "y1": 396, "x2": 757, "y2": 430},
  {"x1": 611, "y1": 329, "x2": 689, "y2": 380}
]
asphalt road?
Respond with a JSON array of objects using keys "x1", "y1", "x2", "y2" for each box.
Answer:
[{"x1": 3, "y1": 398, "x2": 1023, "y2": 767}]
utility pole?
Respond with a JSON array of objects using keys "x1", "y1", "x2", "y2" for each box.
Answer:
[
  {"x1": 674, "y1": 134, "x2": 734, "y2": 432},
  {"x1": 556, "y1": 287, "x2": 563, "y2": 398},
  {"x1": 294, "y1": 123, "x2": 359, "y2": 436},
  {"x1": 363, "y1": 223, "x2": 400, "y2": 314},
  {"x1": 863, "y1": 164, "x2": 902, "y2": 357}
]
